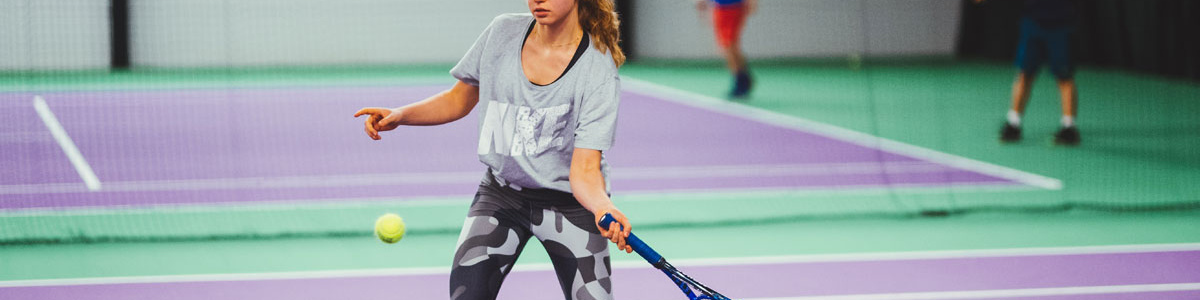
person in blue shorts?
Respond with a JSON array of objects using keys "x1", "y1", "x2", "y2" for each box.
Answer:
[
  {"x1": 979, "y1": 0, "x2": 1080, "y2": 146},
  {"x1": 354, "y1": 0, "x2": 633, "y2": 299}
]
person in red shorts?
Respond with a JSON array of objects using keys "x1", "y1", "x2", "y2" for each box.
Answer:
[{"x1": 696, "y1": 0, "x2": 756, "y2": 99}]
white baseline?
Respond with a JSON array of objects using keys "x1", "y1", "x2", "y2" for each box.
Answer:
[
  {"x1": 621, "y1": 77, "x2": 1063, "y2": 190},
  {"x1": 32, "y1": 95, "x2": 101, "y2": 191}
]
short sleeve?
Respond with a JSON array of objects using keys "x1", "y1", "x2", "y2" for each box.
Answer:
[
  {"x1": 450, "y1": 17, "x2": 499, "y2": 86},
  {"x1": 574, "y1": 77, "x2": 621, "y2": 151}
]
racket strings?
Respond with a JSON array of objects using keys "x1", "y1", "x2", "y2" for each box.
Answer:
[{"x1": 662, "y1": 261, "x2": 731, "y2": 300}]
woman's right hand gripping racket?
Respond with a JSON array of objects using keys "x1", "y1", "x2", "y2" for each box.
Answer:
[{"x1": 599, "y1": 214, "x2": 732, "y2": 300}]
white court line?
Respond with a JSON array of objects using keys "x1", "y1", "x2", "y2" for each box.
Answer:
[
  {"x1": 0, "y1": 161, "x2": 994, "y2": 195},
  {"x1": 0, "y1": 195, "x2": 469, "y2": 217},
  {"x1": 744, "y1": 283, "x2": 1200, "y2": 300},
  {"x1": 8, "y1": 77, "x2": 455, "y2": 95},
  {"x1": 31, "y1": 95, "x2": 101, "y2": 191},
  {"x1": 621, "y1": 77, "x2": 1063, "y2": 190},
  {"x1": 2, "y1": 243, "x2": 1197, "y2": 288}
]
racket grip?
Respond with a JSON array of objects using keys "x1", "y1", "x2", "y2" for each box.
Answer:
[{"x1": 598, "y1": 213, "x2": 665, "y2": 266}]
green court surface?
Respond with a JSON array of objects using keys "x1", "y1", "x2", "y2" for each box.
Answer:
[
  {"x1": 2, "y1": 60, "x2": 1198, "y2": 282},
  {"x1": 3, "y1": 210, "x2": 1200, "y2": 281}
]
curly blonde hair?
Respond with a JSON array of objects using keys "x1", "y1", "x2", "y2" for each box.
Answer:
[{"x1": 577, "y1": 0, "x2": 625, "y2": 67}]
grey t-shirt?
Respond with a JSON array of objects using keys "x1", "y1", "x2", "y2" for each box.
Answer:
[{"x1": 451, "y1": 13, "x2": 621, "y2": 193}]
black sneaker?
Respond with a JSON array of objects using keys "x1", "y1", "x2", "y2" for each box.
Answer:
[
  {"x1": 1053, "y1": 126, "x2": 1080, "y2": 146},
  {"x1": 1000, "y1": 123, "x2": 1022, "y2": 143}
]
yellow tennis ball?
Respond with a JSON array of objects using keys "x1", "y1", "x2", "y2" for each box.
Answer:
[{"x1": 374, "y1": 213, "x2": 406, "y2": 244}]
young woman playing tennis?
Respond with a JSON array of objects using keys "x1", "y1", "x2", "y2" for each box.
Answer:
[{"x1": 353, "y1": 0, "x2": 632, "y2": 299}]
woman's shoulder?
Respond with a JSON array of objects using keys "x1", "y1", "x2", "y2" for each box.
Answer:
[
  {"x1": 571, "y1": 50, "x2": 620, "y2": 95},
  {"x1": 580, "y1": 44, "x2": 620, "y2": 80},
  {"x1": 471, "y1": 13, "x2": 532, "y2": 51},
  {"x1": 486, "y1": 13, "x2": 534, "y2": 31}
]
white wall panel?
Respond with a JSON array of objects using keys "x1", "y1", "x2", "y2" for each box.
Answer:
[
  {"x1": 131, "y1": 0, "x2": 525, "y2": 68},
  {"x1": 631, "y1": 0, "x2": 962, "y2": 59},
  {"x1": 0, "y1": 0, "x2": 110, "y2": 71},
  {"x1": 2, "y1": 0, "x2": 964, "y2": 70}
]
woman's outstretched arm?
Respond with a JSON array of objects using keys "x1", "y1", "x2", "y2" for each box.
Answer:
[{"x1": 354, "y1": 80, "x2": 480, "y2": 140}]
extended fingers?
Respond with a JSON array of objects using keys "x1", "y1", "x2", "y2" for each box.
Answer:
[
  {"x1": 355, "y1": 108, "x2": 383, "y2": 140},
  {"x1": 353, "y1": 108, "x2": 375, "y2": 118}
]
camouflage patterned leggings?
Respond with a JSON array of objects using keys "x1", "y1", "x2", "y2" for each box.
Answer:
[{"x1": 450, "y1": 174, "x2": 612, "y2": 300}]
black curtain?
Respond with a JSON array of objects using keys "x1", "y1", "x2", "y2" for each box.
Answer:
[
  {"x1": 110, "y1": 0, "x2": 130, "y2": 69},
  {"x1": 958, "y1": 0, "x2": 1200, "y2": 81},
  {"x1": 615, "y1": 0, "x2": 635, "y2": 61}
]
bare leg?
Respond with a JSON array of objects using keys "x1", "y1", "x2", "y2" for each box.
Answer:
[
  {"x1": 1011, "y1": 72, "x2": 1035, "y2": 114},
  {"x1": 721, "y1": 44, "x2": 746, "y2": 74},
  {"x1": 1057, "y1": 79, "x2": 1077, "y2": 118},
  {"x1": 1052, "y1": 78, "x2": 1081, "y2": 145},
  {"x1": 1000, "y1": 72, "x2": 1035, "y2": 142}
]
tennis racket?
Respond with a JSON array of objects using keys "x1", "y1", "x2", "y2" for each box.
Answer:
[{"x1": 599, "y1": 213, "x2": 732, "y2": 300}]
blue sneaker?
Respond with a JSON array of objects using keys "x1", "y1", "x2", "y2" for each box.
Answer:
[{"x1": 729, "y1": 71, "x2": 752, "y2": 99}]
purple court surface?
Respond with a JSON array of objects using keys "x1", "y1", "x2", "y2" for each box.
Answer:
[
  {"x1": 3, "y1": 248, "x2": 1199, "y2": 299},
  {"x1": 1, "y1": 85, "x2": 1190, "y2": 299},
  {"x1": 1, "y1": 84, "x2": 1031, "y2": 210}
]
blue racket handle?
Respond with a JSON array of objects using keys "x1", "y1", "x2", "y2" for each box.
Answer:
[{"x1": 598, "y1": 213, "x2": 664, "y2": 266}]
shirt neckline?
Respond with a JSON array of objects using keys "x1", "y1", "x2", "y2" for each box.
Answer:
[{"x1": 519, "y1": 19, "x2": 590, "y2": 88}]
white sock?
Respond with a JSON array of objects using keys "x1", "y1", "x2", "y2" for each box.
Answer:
[
  {"x1": 1007, "y1": 110, "x2": 1022, "y2": 127},
  {"x1": 1061, "y1": 115, "x2": 1075, "y2": 128}
]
